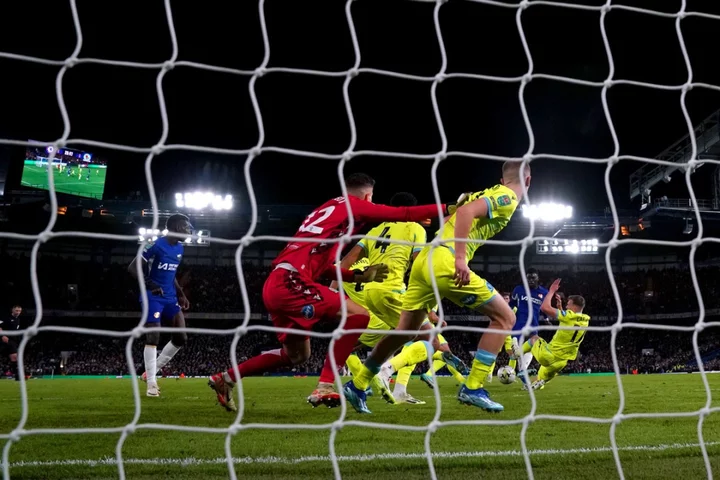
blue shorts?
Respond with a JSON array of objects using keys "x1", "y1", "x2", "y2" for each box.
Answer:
[{"x1": 143, "y1": 297, "x2": 181, "y2": 324}]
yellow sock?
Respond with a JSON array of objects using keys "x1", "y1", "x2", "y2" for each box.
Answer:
[
  {"x1": 508, "y1": 358, "x2": 517, "y2": 370},
  {"x1": 523, "y1": 341, "x2": 532, "y2": 354},
  {"x1": 396, "y1": 365, "x2": 414, "y2": 386},
  {"x1": 488, "y1": 361, "x2": 496, "y2": 376},
  {"x1": 346, "y1": 354, "x2": 363, "y2": 378},
  {"x1": 464, "y1": 350, "x2": 497, "y2": 390},
  {"x1": 390, "y1": 342, "x2": 429, "y2": 372},
  {"x1": 427, "y1": 359, "x2": 445, "y2": 376},
  {"x1": 432, "y1": 350, "x2": 443, "y2": 361},
  {"x1": 447, "y1": 364, "x2": 465, "y2": 383},
  {"x1": 351, "y1": 363, "x2": 377, "y2": 390}
]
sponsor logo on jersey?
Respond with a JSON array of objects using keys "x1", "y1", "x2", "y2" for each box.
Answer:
[
  {"x1": 519, "y1": 295, "x2": 543, "y2": 305},
  {"x1": 301, "y1": 304, "x2": 315, "y2": 319},
  {"x1": 497, "y1": 195, "x2": 511, "y2": 206},
  {"x1": 156, "y1": 262, "x2": 179, "y2": 271},
  {"x1": 460, "y1": 294, "x2": 477, "y2": 305}
]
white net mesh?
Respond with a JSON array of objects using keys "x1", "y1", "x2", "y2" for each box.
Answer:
[{"x1": 0, "y1": 0, "x2": 718, "y2": 479}]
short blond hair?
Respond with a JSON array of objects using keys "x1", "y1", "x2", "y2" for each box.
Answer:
[{"x1": 502, "y1": 161, "x2": 531, "y2": 183}]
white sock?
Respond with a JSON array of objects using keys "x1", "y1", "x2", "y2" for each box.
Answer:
[
  {"x1": 144, "y1": 346, "x2": 157, "y2": 384},
  {"x1": 393, "y1": 382, "x2": 407, "y2": 396},
  {"x1": 522, "y1": 352, "x2": 534, "y2": 371},
  {"x1": 156, "y1": 341, "x2": 181, "y2": 372},
  {"x1": 381, "y1": 360, "x2": 396, "y2": 375}
]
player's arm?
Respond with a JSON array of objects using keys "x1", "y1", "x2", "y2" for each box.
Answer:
[
  {"x1": 339, "y1": 243, "x2": 367, "y2": 271},
  {"x1": 452, "y1": 197, "x2": 488, "y2": 286},
  {"x1": 0, "y1": 324, "x2": 7, "y2": 344},
  {"x1": 174, "y1": 278, "x2": 190, "y2": 310},
  {"x1": 540, "y1": 279, "x2": 561, "y2": 320},
  {"x1": 128, "y1": 244, "x2": 163, "y2": 296},
  {"x1": 411, "y1": 224, "x2": 427, "y2": 263},
  {"x1": 349, "y1": 196, "x2": 452, "y2": 224},
  {"x1": 321, "y1": 263, "x2": 388, "y2": 285}
]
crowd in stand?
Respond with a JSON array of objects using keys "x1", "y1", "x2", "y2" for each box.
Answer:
[
  {"x1": 2, "y1": 253, "x2": 720, "y2": 379},
  {"x1": 2, "y1": 253, "x2": 719, "y2": 317}
]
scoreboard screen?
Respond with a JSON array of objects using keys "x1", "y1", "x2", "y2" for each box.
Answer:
[{"x1": 20, "y1": 143, "x2": 108, "y2": 200}]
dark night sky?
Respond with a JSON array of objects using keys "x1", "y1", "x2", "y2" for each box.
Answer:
[{"x1": 1, "y1": 0, "x2": 720, "y2": 214}]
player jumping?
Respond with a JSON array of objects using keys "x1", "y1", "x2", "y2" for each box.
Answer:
[
  {"x1": 207, "y1": 173, "x2": 464, "y2": 412},
  {"x1": 344, "y1": 161, "x2": 530, "y2": 413},
  {"x1": 129, "y1": 214, "x2": 192, "y2": 397},
  {"x1": 522, "y1": 279, "x2": 589, "y2": 390}
]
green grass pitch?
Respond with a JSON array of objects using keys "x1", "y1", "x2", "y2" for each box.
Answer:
[
  {"x1": 20, "y1": 165, "x2": 107, "y2": 199},
  {"x1": 1, "y1": 375, "x2": 719, "y2": 479}
]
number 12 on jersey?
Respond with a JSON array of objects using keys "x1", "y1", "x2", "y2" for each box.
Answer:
[{"x1": 299, "y1": 206, "x2": 335, "y2": 234}]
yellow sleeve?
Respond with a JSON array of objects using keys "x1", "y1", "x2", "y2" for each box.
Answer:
[
  {"x1": 480, "y1": 189, "x2": 517, "y2": 221},
  {"x1": 412, "y1": 223, "x2": 427, "y2": 253}
]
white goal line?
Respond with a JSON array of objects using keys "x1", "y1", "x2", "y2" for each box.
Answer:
[{"x1": 8, "y1": 440, "x2": 719, "y2": 469}]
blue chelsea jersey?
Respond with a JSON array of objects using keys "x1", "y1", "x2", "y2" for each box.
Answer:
[
  {"x1": 510, "y1": 284, "x2": 548, "y2": 332},
  {"x1": 141, "y1": 237, "x2": 184, "y2": 300}
]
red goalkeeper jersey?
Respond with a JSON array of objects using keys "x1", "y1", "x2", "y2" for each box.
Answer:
[{"x1": 271, "y1": 195, "x2": 444, "y2": 281}]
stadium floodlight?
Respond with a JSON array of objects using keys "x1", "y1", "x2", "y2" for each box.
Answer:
[
  {"x1": 175, "y1": 192, "x2": 233, "y2": 211},
  {"x1": 536, "y1": 238, "x2": 599, "y2": 255},
  {"x1": 522, "y1": 203, "x2": 573, "y2": 222}
]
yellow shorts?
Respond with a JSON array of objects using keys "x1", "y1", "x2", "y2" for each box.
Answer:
[
  {"x1": 402, "y1": 247, "x2": 497, "y2": 312},
  {"x1": 358, "y1": 312, "x2": 391, "y2": 348},
  {"x1": 364, "y1": 286, "x2": 403, "y2": 329},
  {"x1": 531, "y1": 338, "x2": 568, "y2": 381},
  {"x1": 437, "y1": 333, "x2": 447, "y2": 346}
]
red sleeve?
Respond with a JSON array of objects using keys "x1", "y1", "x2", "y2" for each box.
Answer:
[
  {"x1": 348, "y1": 196, "x2": 446, "y2": 223},
  {"x1": 321, "y1": 266, "x2": 356, "y2": 283}
]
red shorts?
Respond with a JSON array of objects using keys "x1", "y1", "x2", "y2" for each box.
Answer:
[{"x1": 262, "y1": 267, "x2": 342, "y2": 343}]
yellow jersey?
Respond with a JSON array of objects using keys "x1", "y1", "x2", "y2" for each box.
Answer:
[
  {"x1": 358, "y1": 221, "x2": 427, "y2": 292},
  {"x1": 438, "y1": 184, "x2": 518, "y2": 262},
  {"x1": 344, "y1": 258, "x2": 370, "y2": 307},
  {"x1": 548, "y1": 309, "x2": 591, "y2": 361}
]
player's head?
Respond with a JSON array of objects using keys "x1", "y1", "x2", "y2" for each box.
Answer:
[
  {"x1": 345, "y1": 173, "x2": 375, "y2": 202},
  {"x1": 390, "y1": 192, "x2": 417, "y2": 207},
  {"x1": 11, "y1": 305, "x2": 21, "y2": 317},
  {"x1": 501, "y1": 161, "x2": 531, "y2": 190},
  {"x1": 526, "y1": 268, "x2": 539, "y2": 288},
  {"x1": 166, "y1": 214, "x2": 192, "y2": 235},
  {"x1": 567, "y1": 295, "x2": 585, "y2": 313},
  {"x1": 502, "y1": 292, "x2": 511, "y2": 304}
]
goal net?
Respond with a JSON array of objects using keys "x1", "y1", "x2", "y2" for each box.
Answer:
[{"x1": 0, "y1": 0, "x2": 718, "y2": 479}]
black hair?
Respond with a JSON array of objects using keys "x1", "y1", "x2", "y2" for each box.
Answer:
[
  {"x1": 166, "y1": 214, "x2": 190, "y2": 232},
  {"x1": 345, "y1": 173, "x2": 375, "y2": 190},
  {"x1": 526, "y1": 268, "x2": 539, "y2": 276},
  {"x1": 390, "y1": 192, "x2": 418, "y2": 207}
]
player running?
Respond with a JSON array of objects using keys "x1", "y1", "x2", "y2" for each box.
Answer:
[
  {"x1": 129, "y1": 214, "x2": 192, "y2": 397},
  {"x1": 207, "y1": 173, "x2": 464, "y2": 412},
  {"x1": 522, "y1": 279, "x2": 589, "y2": 390},
  {"x1": 344, "y1": 161, "x2": 530, "y2": 413}
]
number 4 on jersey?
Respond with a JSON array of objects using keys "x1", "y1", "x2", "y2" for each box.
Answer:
[
  {"x1": 299, "y1": 206, "x2": 335, "y2": 234},
  {"x1": 375, "y1": 226, "x2": 392, "y2": 253}
]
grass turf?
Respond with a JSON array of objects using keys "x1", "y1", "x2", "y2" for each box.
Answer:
[
  {"x1": 20, "y1": 165, "x2": 107, "y2": 199},
  {"x1": 0, "y1": 374, "x2": 719, "y2": 479}
]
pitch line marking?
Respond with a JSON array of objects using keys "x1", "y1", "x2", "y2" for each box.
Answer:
[{"x1": 7, "y1": 441, "x2": 720, "y2": 468}]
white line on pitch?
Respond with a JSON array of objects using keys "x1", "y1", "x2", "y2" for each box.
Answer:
[{"x1": 8, "y1": 441, "x2": 720, "y2": 468}]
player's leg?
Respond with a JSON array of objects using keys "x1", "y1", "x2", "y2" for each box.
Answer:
[
  {"x1": 443, "y1": 276, "x2": 514, "y2": 412},
  {"x1": 9, "y1": 350, "x2": 20, "y2": 381},
  {"x1": 505, "y1": 335, "x2": 517, "y2": 370},
  {"x1": 155, "y1": 310, "x2": 187, "y2": 376},
  {"x1": 143, "y1": 321, "x2": 161, "y2": 397},
  {"x1": 310, "y1": 296, "x2": 371, "y2": 407}
]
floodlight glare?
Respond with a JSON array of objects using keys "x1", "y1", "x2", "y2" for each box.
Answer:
[
  {"x1": 175, "y1": 191, "x2": 233, "y2": 211},
  {"x1": 522, "y1": 203, "x2": 573, "y2": 222}
]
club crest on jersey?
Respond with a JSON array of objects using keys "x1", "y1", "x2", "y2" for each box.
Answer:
[
  {"x1": 460, "y1": 294, "x2": 477, "y2": 306},
  {"x1": 153, "y1": 312, "x2": 161, "y2": 319},
  {"x1": 301, "y1": 304, "x2": 315, "y2": 319},
  {"x1": 497, "y1": 195, "x2": 511, "y2": 206}
]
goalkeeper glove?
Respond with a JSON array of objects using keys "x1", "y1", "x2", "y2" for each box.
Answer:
[
  {"x1": 445, "y1": 192, "x2": 473, "y2": 217},
  {"x1": 354, "y1": 264, "x2": 389, "y2": 284}
]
